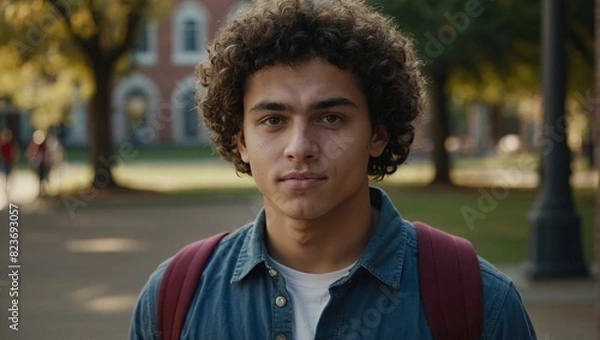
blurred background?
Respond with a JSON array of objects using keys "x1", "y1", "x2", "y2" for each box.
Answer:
[{"x1": 0, "y1": 0, "x2": 597, "y2": 339}]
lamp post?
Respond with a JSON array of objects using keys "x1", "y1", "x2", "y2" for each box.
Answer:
[{"x1": 526, "y1": 0, "x2": 588, "y2": 279}]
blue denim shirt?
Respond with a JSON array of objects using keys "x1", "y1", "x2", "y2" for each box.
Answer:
[{"x1": 130, "y1": 187, "x2": 536, "y2": 339}]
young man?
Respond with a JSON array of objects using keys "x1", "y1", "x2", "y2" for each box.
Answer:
[{"x1": 130, "y1": 0, "x2": 536, "y2": 339}]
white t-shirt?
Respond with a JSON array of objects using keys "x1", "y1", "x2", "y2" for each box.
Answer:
[{"x1": 268, "y1": 256, "x2": 355, "y2": 340}]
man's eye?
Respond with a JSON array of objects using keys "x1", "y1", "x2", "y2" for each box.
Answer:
[
  {"x1": 321, "y1": 114, "x2": 341, "y2": 124},
  {"x1": 263, "y1": 117, "x2": 283, "y2": 126}
]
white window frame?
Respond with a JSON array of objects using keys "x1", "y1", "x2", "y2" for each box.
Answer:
[{"x1": 172, "y1": 2, "x2": 209, "y2": 65}]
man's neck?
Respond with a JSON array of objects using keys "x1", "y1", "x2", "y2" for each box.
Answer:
[{"x1": 264, "y1": 188, "x2": 378, "y2": 274}]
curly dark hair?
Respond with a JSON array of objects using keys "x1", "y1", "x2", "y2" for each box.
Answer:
[{"x1": 197, "y1": 0, "x2": 425, "y2": 180}]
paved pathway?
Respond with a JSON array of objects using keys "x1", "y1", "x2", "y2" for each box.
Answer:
[{"x1": 0, "y1": 198, "x2": 261, "y2": 340}]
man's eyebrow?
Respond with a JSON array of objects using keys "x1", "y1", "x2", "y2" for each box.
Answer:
[
  {"x1": 248, "y1": 101, "x2": 292, "y2": 113},
  {"x1": 247, "y1": 97, "x2": 358, "y2": 113},
  {"x1": 308, "y1": 97, "x2": 358, "y2": 111}
]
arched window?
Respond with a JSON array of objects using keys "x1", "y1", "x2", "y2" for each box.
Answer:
[
  {"x1": 125, "y1": 89, "x2": 149, "y2": 145},
  {"x1": 114, "y1": 73, "x2": 160, "y2": 144}
]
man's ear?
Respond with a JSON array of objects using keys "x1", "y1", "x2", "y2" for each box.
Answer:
[
  {"x1": 369, "y1": 124, "x2": 389, "y2": 157},
  {"x1": 237, "y1": 131, "x2": 249, "y2": 163}
]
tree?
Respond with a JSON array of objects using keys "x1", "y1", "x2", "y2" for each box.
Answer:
[
  {"x1": 44, "y1": 0, "x2": 151, "y2": 188},
  {"x1": 372, "y1": 0, "x2": 593, "y2": 184},
  {"x1": 1, "y1": 0, "x2": 164, "y2": 188},
  {"x1": 0, "y1": 47, "x2": 90, "y2": 131},
  {"x1": 372, "y1": 0, "x2": 514, "y2": 184},
  {"x1": 0, "y1": 1, "x2": 90, "y2": 133}
]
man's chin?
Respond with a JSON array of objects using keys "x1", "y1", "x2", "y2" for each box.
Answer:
[{"x1": 280, "y1": 204, "x2": 325, "y2": 221}]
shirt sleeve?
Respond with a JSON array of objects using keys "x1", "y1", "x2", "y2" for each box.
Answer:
[
  {"x1": 129, "y1": 261, "x2": 169, "y2": 340},
  {"x1": 487, "y1": 282, "x2": 537, "y2": 339}
]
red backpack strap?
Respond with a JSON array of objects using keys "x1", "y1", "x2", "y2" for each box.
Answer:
[
  {"x1": 414, "y1": 221, "x2": 483, "y2": 340},
  {"x1": 157, "y1": 232, "x2": 229, "y2": 340}
]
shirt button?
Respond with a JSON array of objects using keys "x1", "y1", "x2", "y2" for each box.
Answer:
[
  {"x1": 275, "y1": 295, "x2": 287, "y2": 307},
  {"x1": 275, "y1": 334, "x2": 286, "y2": 340},
  {"x1": 268, "y1": 268, "x2": 278, "y2": 277}
]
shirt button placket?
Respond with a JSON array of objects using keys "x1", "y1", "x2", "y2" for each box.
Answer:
[{"x1": 273, "y1": 295, "x2": 289, "y2": 339}]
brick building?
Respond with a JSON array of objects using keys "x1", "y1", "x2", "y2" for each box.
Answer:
[{"x1": 66, "y1": 0, "x2": 242, "y2": 146}]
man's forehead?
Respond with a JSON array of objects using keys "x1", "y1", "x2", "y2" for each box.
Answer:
[{"x1": 244, "y1": 59, "x2": 361, "y2": 93}]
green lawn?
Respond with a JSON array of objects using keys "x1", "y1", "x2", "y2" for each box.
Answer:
[
  {"x1": 381, "y1": 184, "x2": 594, "y2": 264},
  {"x1": 59, "y1": 146, "x2": 592, "y2": 172}
]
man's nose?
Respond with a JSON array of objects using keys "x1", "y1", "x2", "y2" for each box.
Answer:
[{"x1": 283, "y1": 123, "x2": 319, "y2": 162}]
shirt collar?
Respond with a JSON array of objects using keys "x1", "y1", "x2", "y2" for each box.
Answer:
[
  {"x1": 353, "y1": 186, "x2": 407, "y2": 289},
  {"x1": 231, "y1": 186, "x2": 408, "y2": 289},
  {"x1": 231, "y1": 208, "x2": 269, "y2": 283}
]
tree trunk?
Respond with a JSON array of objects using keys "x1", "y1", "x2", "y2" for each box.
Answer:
[
  {"x1": 429, "y1": 70, "x2": 452, "y2": 185},
  {"x1": 90, "y1": 60, "x2": 118, "y2": 188},
  {"x1": 594, "y1": 0, "x2": 600, "y2": 333},
  {"x1": 490, "y1": 103, "x2": 503, "y2": 147}
]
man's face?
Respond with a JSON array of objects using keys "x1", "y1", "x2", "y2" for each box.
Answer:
[{"x1": 239, "y1": 58, "x2": 388, "y2": 221}]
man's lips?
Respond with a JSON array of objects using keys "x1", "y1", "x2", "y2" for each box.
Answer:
[
  {"x1": 280, "y1": 172, "x2": 327, "y2": 189},
  {"x1": 280, "y1": 171, "x2": 326, "y2": 180}
]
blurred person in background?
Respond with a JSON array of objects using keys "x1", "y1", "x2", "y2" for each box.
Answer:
[
  {"x1": 26, "y1": 130, "x2": 51, "y2": 196},
  {"x1": 46, "y1": 133, "x2": 66, "y2": 190},
  {"x1": 0, "y1": 128, "x2": 19, "y2": 195}
]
